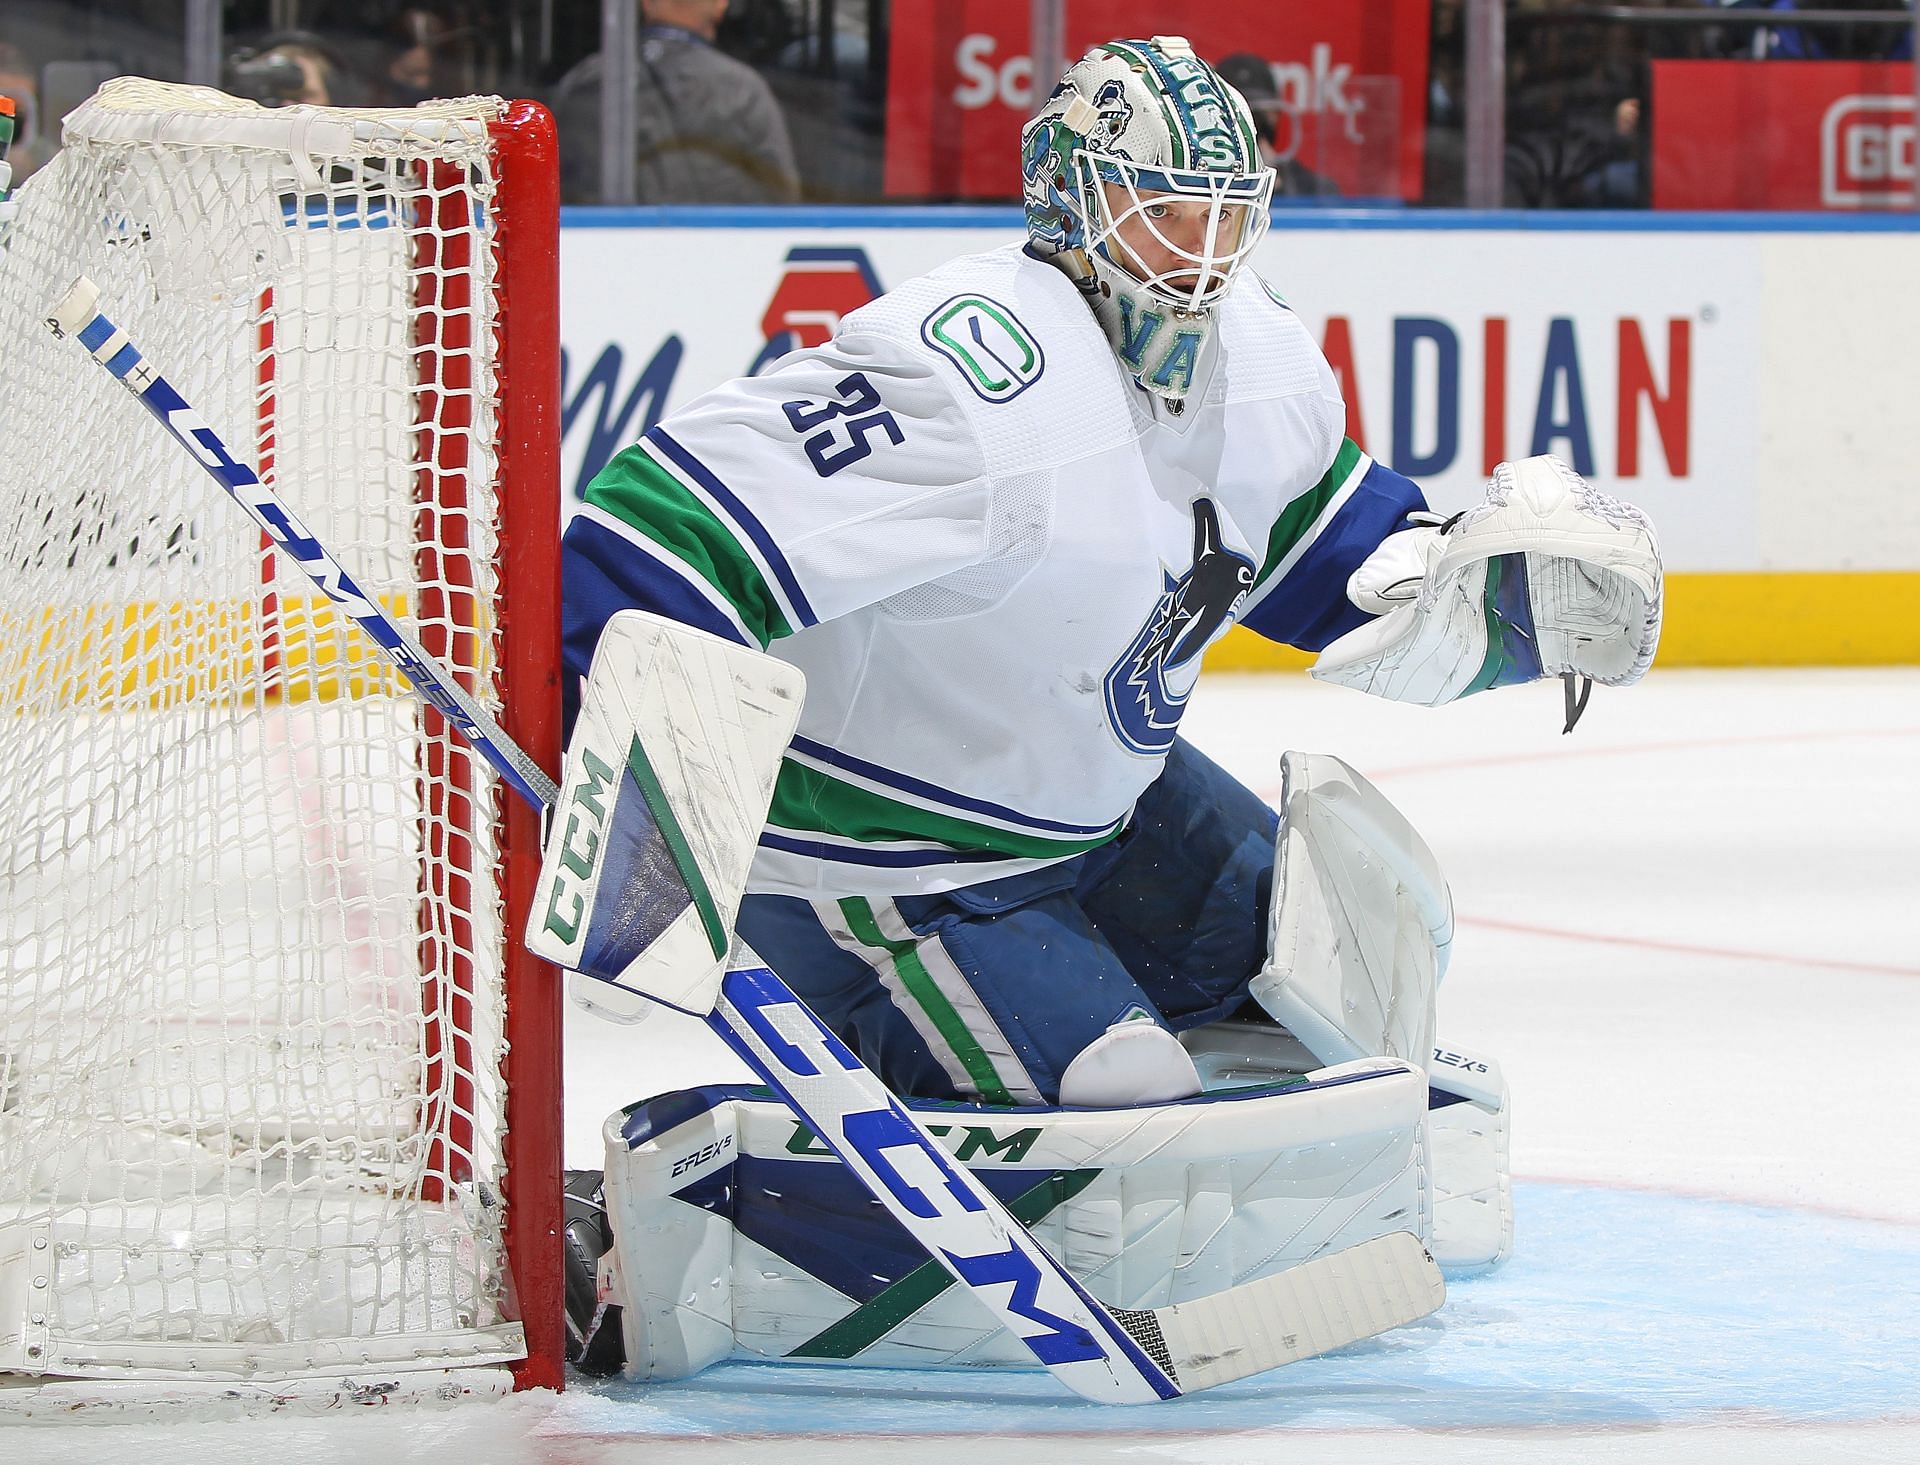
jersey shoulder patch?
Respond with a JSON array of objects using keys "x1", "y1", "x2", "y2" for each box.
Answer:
[
  {"x1": 918, "y1": 292, "x2": 1047, "y2": 404},
  {"x1": 837, "y1": 243, "x2": 1137, "y2": 477}
]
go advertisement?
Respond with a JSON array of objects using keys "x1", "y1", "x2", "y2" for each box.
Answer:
[
  {"x1": 1653, "y1": 60, "x2": 1916, "y2": 210},
  {"x1": 881, "y1": 1, "x2": 1432, "y2": 201},
  {"x1": 557, "y1": 220, "x2": 1787, "y2": 574}
]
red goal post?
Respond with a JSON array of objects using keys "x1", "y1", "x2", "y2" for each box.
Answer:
[{"x1": 0, "y1": 81, "x2": 563, "y2": 1406}]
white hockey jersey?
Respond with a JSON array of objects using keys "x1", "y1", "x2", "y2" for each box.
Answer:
[{"x1": 563, "y1": 241, "x2": 1424, "y2": 897}]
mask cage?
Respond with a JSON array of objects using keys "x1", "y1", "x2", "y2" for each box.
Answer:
[{"x1": 1076, "y1": 151, "x2": 1274, "y2": 311}]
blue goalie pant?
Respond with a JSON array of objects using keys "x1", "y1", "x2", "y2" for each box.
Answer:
[{"x1": 737, "y1": 738, "x2": 1278, "y2": 1105}]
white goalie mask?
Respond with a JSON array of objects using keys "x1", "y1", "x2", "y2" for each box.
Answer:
[{"x1": 1022, "y1": 36, "x2": 1274, "y2": 403}]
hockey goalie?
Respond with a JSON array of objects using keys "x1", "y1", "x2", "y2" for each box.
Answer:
[{"x1": 543, "y1": 36, "x2": 1661, "y2": 1381}]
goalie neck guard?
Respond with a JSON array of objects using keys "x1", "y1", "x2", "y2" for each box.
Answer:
[{"x1": 1021, "y1": 36, "x2": 1273, "y2": 405}]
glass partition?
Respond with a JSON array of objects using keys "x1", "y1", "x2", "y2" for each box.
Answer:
[
  {"x1": 1, "y1": 2, "x2": 1914, "y2": 209},
  {"x1": 219, "y1": 1, "x2": 556, "y2": 108},
  {"x1": 2, "y1": 2, "x2": 193, "y2": 187},
  {"x1": 881, "y1": 3, "x2": 1432, "y2": 207}
]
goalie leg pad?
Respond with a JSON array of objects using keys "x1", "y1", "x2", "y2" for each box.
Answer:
[
  {"x1": 1185, "y1": 1020, "x2": 1513, "y2": 1272},
  {"x1": 600, "y1": 1093, "x2": 741, "y2": 1380},
  {"x1": 599, "y1": 1062, "x2": 1430, "y2": 1378},
  {"x1": 1428, "y1": 1044, "x2": 1513, "y2": 1271},
  {"x1": 1252, "y1": 750, "x2": 1453, "y2": 1068}
]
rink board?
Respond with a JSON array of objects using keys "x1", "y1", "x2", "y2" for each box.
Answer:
[{"x1": 555, "y1": 209, "x2": 1920, "y2": 666}]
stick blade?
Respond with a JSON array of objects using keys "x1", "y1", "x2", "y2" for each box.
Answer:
[{"x1": 1149, "y1": 1231, "x2": 1444, "y2": 1393}]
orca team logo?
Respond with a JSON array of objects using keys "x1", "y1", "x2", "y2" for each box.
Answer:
[
  {"x1": 1021, "y1": 119, "x2": 1085, "y2": 254},
  {"x1": 1085, "y1": 77, "x2": 1135, "y2": 152},
  {"x1": 1103, "y1": 500, "x2": 1255, "y2": 756},
  {"x1": 749, "y1": 246, "x2": 884, "y2": 374}
]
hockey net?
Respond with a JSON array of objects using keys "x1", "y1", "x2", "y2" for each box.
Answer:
[{"x1": 0, "y1": 80, "x2": 562, "y2": 1400}]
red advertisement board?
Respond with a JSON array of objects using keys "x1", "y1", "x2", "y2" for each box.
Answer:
[
  {"x1": 884, "y1": 1, "x2": 1432, "y2": 201},
  {"x1": 1653, "y1": 60, "x2": 1916, "y2": 210}
]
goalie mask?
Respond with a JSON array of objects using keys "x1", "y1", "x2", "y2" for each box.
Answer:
[{"x1": 1022, "y1": 36, "x2": 1273, "y2": 404}]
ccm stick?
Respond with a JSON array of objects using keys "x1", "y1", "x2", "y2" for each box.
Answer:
[{"x1": 49, "y1": 276, "x2": 1443, "y2": 1402}]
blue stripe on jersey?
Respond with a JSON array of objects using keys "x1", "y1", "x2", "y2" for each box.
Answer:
[
  {"x1": 562, "y1": 514, "x2": 753, "y2": 685},
  {"x1": 788, "y1": 734, "x2": 1121, "y2": 839},
  {"x1": 758, "y1": 830, "x2": 1014, "y2": 868},
  {"x1": 646, "y1": 426, "x2": 819, "y2": 629},
  {"x1": 1238, "y1": 458, "x2": 1429, "y2": 652}
]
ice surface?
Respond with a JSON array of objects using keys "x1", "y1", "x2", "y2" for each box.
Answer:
[{"x1": 14, "y1": 667, "x2": 1920, "y2": 1463}]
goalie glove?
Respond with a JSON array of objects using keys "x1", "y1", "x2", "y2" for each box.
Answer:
[{"x1": 1311, "y1": 455, "x2": 1661, "y2": 731}]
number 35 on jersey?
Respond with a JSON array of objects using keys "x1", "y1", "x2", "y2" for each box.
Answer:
[{"x1": 782, "y1": 371, "x2": 905, "y2": 478}]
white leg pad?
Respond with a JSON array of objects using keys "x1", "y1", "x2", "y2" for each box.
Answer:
[
  {"x1": 1059, "y1": 1021, "x2": 1202, "y2": 1107},
  {"x1": 600, "y1": 1103, "x2": 738, "y2": 1380},
  {"x1": 1251, "y1": 751, "x2": 1455, "y2": 1068},
  {"x1": 1186, "y1": 1020, "x2": 1512, "y2": 1271},
  {"x1": 1428, "y1": 1043, "x2": 1513, "y2": 1271},
  {"x1": 599, "y1": 1060, "x2": 1430, "y2": 1376}
]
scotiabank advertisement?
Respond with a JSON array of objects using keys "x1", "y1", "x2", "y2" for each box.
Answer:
[
  {"x1": 1653, "y1": 60, "x2": 1915, "y2": 209},
  {"x1": 883, "y1": 1, "x2": 1432, "y2": 200}
]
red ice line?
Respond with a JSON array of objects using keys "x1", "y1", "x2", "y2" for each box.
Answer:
[{"x1": 1251, "y1": 723, "x2": 1920, "y2": 981}]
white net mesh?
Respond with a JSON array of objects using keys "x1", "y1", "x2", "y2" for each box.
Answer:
[{"x1": 0, "y1": 80, "x2": 525, "y2": 1380}]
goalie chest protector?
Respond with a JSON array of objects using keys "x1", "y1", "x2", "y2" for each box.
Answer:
[{"x1": 666, "y1": 242, "x2": 1351, "y2": 899}]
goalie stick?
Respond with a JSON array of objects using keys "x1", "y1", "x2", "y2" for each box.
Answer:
[{"x1": 48, "y1": 276, "x2": 1444, "y2": 1403}]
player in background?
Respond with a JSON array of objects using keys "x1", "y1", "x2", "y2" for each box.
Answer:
[{"x1": 558, "y1": 35, "x2": 1659, "y2": 1373}]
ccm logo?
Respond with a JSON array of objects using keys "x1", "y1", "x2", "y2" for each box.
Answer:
[{"x1": 1822, "y1": 95, "x2": 1915, "y2": 207}]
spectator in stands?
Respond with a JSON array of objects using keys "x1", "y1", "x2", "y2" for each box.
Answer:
[
  {"x1": 379, "y1": 4, "x2": 486, "y2": 105},
  {"x1": 1213, "y1": 53, "x2": 1341, "y2": 201},
  {"x1": 0, "y1": 43, "x2": 48, "y2": 185},
  {"x1": 1502, "y1": 9, "x2": 1646, "y2": 207},
  {"x1": 1423, "y1": 0, "x2": 1468, "y2": 204},
  {"x1": 551, "y1": 0, "x2": 799, "y2": 205},
  {"x1": 384, "y1": 7, "x2": 449, "y2": 105},
  {"x1": 1739, "y1": 0, "x2": 1914, "y2": 60},
  {"x1": 226, "y1": 32, "x2": 360, "y2": 109}
]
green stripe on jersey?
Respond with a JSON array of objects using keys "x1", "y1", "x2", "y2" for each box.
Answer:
[
  {"x1": 838, "y1": 897, "x2": 1015, "y2": 1106},
  {"x1": 585, "y1": 440, "x2": 793, "y2": 645},
  {"x1": 1252, "y1": 436, "x2": 1366, "y2": 591},
  {"x1": 768, "y1": 758, "x2": 1118, "y2": 863}
]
